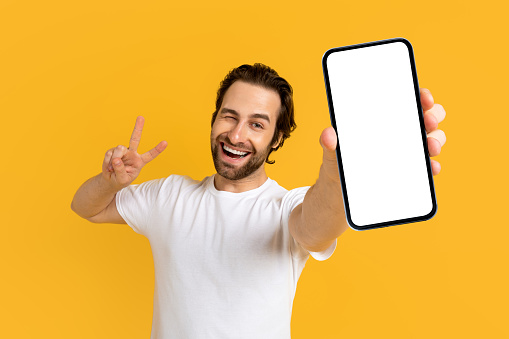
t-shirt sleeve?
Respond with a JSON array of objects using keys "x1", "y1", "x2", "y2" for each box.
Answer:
[
  {"x1": 115, "y1": 177, "x2": 167, "y2": 236},
  {"x1": 282, "y1": 186, "x2": 337, "y2": 261}
]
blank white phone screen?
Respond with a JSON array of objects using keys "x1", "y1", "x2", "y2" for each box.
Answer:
[{"x1": 325, "y1": 40, "x2": 434, "y2": 228}]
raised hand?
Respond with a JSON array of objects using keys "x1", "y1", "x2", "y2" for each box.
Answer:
[{"x1": 101, "y1": 116, "x2": 167, "y2": 190}]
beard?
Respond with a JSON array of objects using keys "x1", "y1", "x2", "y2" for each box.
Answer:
[{"x1": 211, "y1": 136, "x2": 271, "y2": 181}]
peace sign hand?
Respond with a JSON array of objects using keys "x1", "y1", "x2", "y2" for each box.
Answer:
[{"x1": 101, "y1": 116, "x2": 167, "y2": 191}]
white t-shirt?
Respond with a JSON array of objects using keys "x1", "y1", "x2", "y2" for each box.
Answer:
[{"x1": 116, "y1": 174, "x2": 337, "y2": 339}]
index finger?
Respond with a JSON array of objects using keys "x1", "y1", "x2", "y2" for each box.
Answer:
[
  {"x1": 420, "y1": 88, "x2": 434, "y2": 111},
  {"x1": 129, "y1": 116, "x2": 145, "y2": 151}
]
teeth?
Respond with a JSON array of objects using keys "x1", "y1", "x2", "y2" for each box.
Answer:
[{"x1": 223, "y1": 144, "x2": 248, "y2": 156}]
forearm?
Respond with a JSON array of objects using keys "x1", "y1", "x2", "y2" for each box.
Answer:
[
  {"x1": 71, "y1": 173, "x2": 118, "y2": 219},
  {"x1": 292, "y1": 165, "x2": 348, "y2": 252}
]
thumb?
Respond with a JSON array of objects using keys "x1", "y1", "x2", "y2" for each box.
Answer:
[
  {"x1": 320, "y1": 126, "x2": 338, "y2": 161},
  {"x1": 319, "y1": 127, "x2": 340, "y2": 181},
  {"x1": 112, "y1": 158, "x2": 129, "y2": 185}
]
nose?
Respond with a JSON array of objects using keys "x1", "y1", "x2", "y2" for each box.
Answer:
[{"x1": 228, "y1": 121, "x2": 248, "y2": 145}]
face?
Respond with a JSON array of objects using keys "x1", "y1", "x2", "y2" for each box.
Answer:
[{"x1": 210, "y1": 81, "x2": 282, "y2": 181}]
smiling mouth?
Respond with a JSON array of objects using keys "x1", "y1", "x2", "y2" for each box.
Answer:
[{"x1": 221, "y1": 142, "x2": 251, "y2": 159}]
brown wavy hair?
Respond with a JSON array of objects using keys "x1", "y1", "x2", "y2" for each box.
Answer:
[{"x1": 211, "y1": 63, "x2": 296, "y2": 164}]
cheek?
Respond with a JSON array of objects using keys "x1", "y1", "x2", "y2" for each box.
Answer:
[
  {"x1": 251, "y1": 135, "x2": 273, "y2": 153},
  {"x1": 210, "y1": 123, "x2": 224, "y2": 140},
  {"x1": 211, "y1": 120, "x2": 231, "y2": 136}
]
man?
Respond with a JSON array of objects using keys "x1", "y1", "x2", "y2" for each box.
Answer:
[{"x1": 71, "y1": 63, "x2": 446, "y2": 338}]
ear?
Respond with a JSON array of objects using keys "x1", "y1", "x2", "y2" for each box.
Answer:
[{"x1": 272, "y1": 131, "x2": 283, "y2": 149}]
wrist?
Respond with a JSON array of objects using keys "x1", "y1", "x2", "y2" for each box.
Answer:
[{"x1": 97, "y1": 172, "x2": 123, "y2": 194}]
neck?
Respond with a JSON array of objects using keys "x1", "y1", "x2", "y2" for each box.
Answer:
[{"x1": 213, "y1": 168, "x2": 268, "y2": 193}]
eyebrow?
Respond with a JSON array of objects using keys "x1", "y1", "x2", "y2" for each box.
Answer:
[{"x1": 220, "y1": 108, "x2": 271, "y2": 123}]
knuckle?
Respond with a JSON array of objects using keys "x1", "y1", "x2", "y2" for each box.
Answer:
[
  {"x1": 434, "y1": 104, "x2": 446, "y2": 115},
  {"x1": 438, "y1": 130, "x2": 446, "y2": 143},
  {"x1": 439, "y1": 105, "x2": 446, "y2": 116},
  {"x1": 425, "y1": 111, "x2": 437, "y2": 120}
]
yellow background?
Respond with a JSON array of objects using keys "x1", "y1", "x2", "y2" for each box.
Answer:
[{"x1": 1, "y1": 0, "x2": 507, "y2": 338}]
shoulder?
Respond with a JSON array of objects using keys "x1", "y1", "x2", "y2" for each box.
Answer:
[
  {"x1": 152, "y1": 174, "x2": 207, "y2": 196},
  {"x1": 165, "y1": 174, "x2": 201, "y2": 187},
  {"x1": 120, "y1": 174, "x2": 200, "y2": 196},
  {"x1": 281, "y1": 185, "x2": 311, "y2": 210},
  {"x1": 264, "y1": 179, "x2": 310, "y2": 209},
  {"x1": 264, "y1": 178, "x2": 288, "y2": 196}
]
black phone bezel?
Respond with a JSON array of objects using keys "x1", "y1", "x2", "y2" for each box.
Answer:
[{"x1": 322, "y1": 37, "x2": 437, "y2": 231}]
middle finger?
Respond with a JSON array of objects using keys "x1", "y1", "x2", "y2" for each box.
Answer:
[{"x1": 424, "y1": 104, "x2": 446, "y2": 133}]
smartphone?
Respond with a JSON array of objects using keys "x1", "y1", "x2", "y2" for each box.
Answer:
[{"x1": 322, "y1": 38, "x2": 437, "y2": 231}]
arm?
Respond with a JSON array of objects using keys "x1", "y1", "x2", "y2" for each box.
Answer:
[
  {"x1": 289, "y1": 88, "x2": 447, "y2": 252},
  {"x1": 71, "y1": 173, "x2": 124, "y2": 223},
  {"x1": 288, "y1": 127, "x2": 346, "y2": 252},
  {"x1": 71, "y1": 116, "x2": 167, "y2": 224}
]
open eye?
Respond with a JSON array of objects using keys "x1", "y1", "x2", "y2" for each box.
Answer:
[{"x1": 251, "y1": 122, "x2": 263, "y2": 129}]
